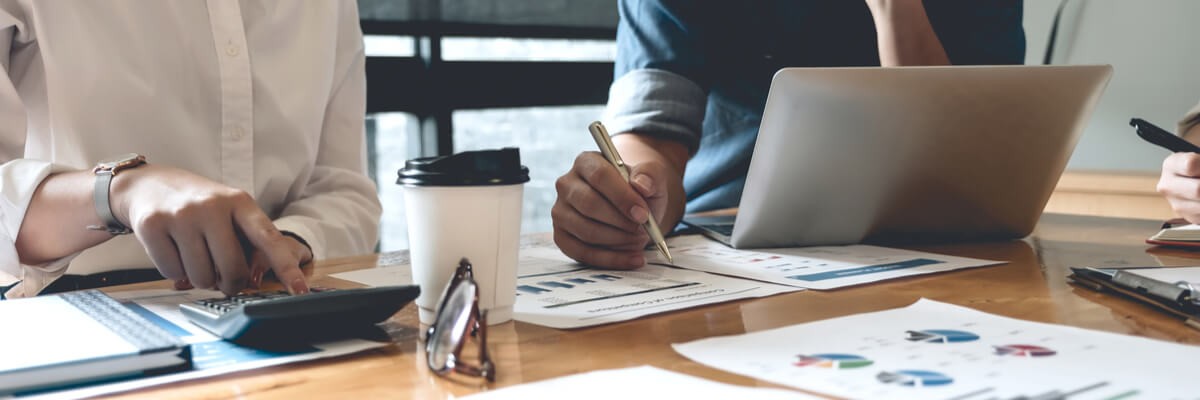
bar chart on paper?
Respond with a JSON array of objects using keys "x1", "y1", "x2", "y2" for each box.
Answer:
[
  {"x1": 512, "y1": 248, "x2": 799, "y2": 329},
  {"x1": 673, "y1": 299, "x2": 1200, "y2": 400},
  {"x1": 661, "y1": 235, "x2": 1002, "y2": 289},
  {"x1": 514, "y1": 257, "x2": 701, "y2": 309}
]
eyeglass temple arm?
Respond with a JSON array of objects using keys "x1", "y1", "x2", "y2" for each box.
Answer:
[
  {"x1": 451, "y1": 308, "x2": 495, "y2": 381},
  {"x1": 477, "y1": 309, "x2": 494, "y2": 382}
]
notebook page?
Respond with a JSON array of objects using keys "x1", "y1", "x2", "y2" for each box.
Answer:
[{"x1": 0, "y1": 296, "x2": 138, "y2": 372}]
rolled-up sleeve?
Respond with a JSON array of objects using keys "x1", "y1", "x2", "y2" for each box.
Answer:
[
  {"x1": 602, "y1": 0, "x2": 710, "y2": 155},
  {"x1": 1, "y1": 7, "x2": 78, "y2": 297},
  {"x1": 1179, "y1": 101, "x2": 1200, "y2": 140}
]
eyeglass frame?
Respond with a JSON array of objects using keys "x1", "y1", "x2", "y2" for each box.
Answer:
[{"x1": 425, "y1": 258, "x2": 495, "y2": 382}]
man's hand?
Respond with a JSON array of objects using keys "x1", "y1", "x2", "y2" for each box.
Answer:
[
  {"x1": 552, "y1": 152, "x2": 682, "y2": 269},
  {"x1": 114, "y1": 165, "x2": 310, "y2": 295},
  {"x1": 1159, "y1": 152, "x2": 1200, "y2": 223}
]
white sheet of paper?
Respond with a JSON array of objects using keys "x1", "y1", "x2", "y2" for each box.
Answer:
[
  {"x1": 660, "y1": 235, "x2": 1003, "y2": 290},
  {"x1": 330, "y1": 266, "x2": 412, "y2": 287},
  {"x1": 461, "y1": 366, "x2": 822, "y2": 400},
  {"x1": 513, "y1": 248, "x2": 800, "y2": 329},
  {"x1": 22, "y1": 289, "x2": 387, "y2": 400},
  {"x1": 673, "y1": 299, "x2": 1200, "y2": 400},
  {"x1": 333, "y1": 247, "x2": 799, "y2": 329},
  {"x1": 1127, "y1": 266, "x2": 1200, "y2": 286}
]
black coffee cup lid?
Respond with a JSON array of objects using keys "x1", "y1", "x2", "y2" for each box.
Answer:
[{"x1": 397, "y1": 147, "x2": 530, "y2": 186}]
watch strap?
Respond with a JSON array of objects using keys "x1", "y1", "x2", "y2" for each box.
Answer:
[{"x1": 90, "y1": 171, "x2": 133, "y2": 235}]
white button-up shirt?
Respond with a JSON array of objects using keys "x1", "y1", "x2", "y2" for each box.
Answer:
[{"x1": 0, "y1": 1, "x2": 382, "y2": 297}]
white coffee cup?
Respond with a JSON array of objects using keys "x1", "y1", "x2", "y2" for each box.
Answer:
[{"x1": 399, "y1": 148, "x2": 529, "y2": 325}]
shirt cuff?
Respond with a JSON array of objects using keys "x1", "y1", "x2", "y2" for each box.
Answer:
[
  {"x1": 0, "y1": 159, "x2": 79, "y2": 297},
  {"x1": 273, "y1": 216, "x2": 324, "y2": 262},
  {"x1": 602, "y1": 68, "x2": 707, "y2": 155},
  {"x1": 1, "y1": 256, "x2": 75, "y2": 298}
]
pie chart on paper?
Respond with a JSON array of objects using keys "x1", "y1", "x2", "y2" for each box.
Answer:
[
  {"x1": 904, "y1": 329, "x2": 980, "y2": 343},
  {"x1": 793, "y1": 353, "x2": 874, "y2": 369},
  {"x1": 876, "y1": 369, "x2": 954, "y2": 387},
  {"x1": 993, "y1": 344, "x2": 1057, "y2": 357}
]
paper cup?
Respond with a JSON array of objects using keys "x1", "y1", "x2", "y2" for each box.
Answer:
[{"x1": 398, "y1": 148, "x2": 529, "y2": 325}]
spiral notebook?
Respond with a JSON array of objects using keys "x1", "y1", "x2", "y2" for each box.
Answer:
[{"x1": 0, "y1": 290, "x2": 192, "y2": 396}]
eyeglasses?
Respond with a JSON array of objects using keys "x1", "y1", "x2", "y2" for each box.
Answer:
[{"x1": 425, "y1": 258, "x2": 495, "y2": 382}]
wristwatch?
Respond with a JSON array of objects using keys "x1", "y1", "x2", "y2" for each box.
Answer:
[{"x1": 87, "y1": 153, "x2": 147, "y2": 235}]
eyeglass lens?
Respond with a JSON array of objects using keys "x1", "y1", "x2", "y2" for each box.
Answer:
[{"x1": 426, "y1": 258, "x2": 494, "y2": 381}]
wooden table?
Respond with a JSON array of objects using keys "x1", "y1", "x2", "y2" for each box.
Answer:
[{"x1": 104, "y1": 213, "x2": 1200, "y2": 399}]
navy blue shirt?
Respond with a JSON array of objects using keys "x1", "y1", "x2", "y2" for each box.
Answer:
[{"x1": 601, "y1": 1, "x2": 1026, "y2": 212}]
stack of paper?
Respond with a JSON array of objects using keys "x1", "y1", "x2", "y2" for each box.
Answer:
[{"x1": 333, "y1": 237, "x2": 1002, "y2": 329}]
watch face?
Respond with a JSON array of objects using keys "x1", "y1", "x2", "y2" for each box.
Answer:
[
  {"x1": 96, "y1": 153, "x2": 145, "y2": 172},
  {"x1": 98, "y1": 153, "x2": 142, "y2": 166}
]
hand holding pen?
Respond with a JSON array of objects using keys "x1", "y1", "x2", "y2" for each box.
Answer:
[
  {"x1": 587, "y1": 122, "x2": 673, "y2": 264},
  {"x1": 549, "y1": 121, "x2": 685, "y2": 269},
  {"x1": 1135, "y1": 117, "x2": 1200, "y2": 223}
]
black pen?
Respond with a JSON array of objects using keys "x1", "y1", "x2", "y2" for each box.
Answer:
[{"x1": 1130, "y1": 118, "x2": 1200, "y2": 153}]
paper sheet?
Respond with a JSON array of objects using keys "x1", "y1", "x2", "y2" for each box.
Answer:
[
  {"x1": 673, "y1": 299, "x2": 1200, "y2": 400},
  {"x1": 18, "y1": 289, "x2": 387, "y2": 400},
  {"x1": 330, "y1": 266, "x2": 412, "y2": 286},
  {"x1": 333, "y1": 248, "x2": 799, "y2": 329},
  {"x1": 461, "y1": 366, "x2": 821, "y2": 400},
  {"x1": 1127, "y1": 266, "x2": 1200, "y2": 286},
  {"x1": 513, "y1": 248, "x2": 799, "y2": 329},
  {"x1": 660, "y1": 235, "x2": 1003, "y2": 289}
]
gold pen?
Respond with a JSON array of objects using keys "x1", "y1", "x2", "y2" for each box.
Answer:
[{"x1": 587, "y1": 121, "x2": 673, "y2": 264}]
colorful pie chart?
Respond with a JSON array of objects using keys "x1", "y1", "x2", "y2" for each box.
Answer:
[
  {"x1": 905, "y1": 329, "x2": 980, "y2": 343},
  {"x1": 793, "y1": 353, "x2": 874, "y2": 369},
  {"x1": 877, "y1": 369, "x2": 954, "y2": 387},
  {"x1": 994, "y1": 344, "x2": 1057, "y2": 357}
]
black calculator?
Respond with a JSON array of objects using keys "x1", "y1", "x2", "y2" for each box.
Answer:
[{"x1": 179, "y1": 285, "x2": 420, "y2": 344}]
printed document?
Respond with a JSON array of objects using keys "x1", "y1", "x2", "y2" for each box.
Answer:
[
  {"x1": 673, "y1": 299, "x2": 1199, "y2": 400},
  {"x1": 332, "y1": 247, "x2": 800, "y2": 329},
  {"x1": 660, "y1": 235, "x2": 1002, "y2": 289},
  {"x1": 461, "y1": 366, "x2": 821, "y2": 400},
  {"x1": 513, "y1": 248, "x2": 799, "y2": 329}
]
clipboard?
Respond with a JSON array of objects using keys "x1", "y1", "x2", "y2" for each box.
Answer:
[{"x1": 1068, "y1": 266, "x2": 1200, "y2": 330}]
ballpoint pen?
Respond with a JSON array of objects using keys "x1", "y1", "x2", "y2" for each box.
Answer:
[
  {"x1": 1130, "y1": 118, "x2": 1200, "y2": 153},
  {"x1": 587, "y1": 121, "x2": 673, "y2": 264}
]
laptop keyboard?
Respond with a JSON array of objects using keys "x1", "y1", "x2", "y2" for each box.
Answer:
[{"x1": 705, "y1": 223, "x2": 735, "y2": 236}]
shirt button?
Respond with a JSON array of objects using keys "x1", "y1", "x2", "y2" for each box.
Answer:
[
  {"x1": 226, "y1": 44, "x2": 240, "y2": 57},
  {"x1": 230, "y1": 127, "x2": 245, "y2": 140}
]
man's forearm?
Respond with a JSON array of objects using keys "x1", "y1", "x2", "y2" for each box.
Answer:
[{"x1": 867, "y1": 0, "x2": 950, "y2": 66}]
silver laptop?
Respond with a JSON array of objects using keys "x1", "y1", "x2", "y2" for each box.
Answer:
[{"x1": 683, "y1": 65, "x2": 1112, "y2": 248}]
